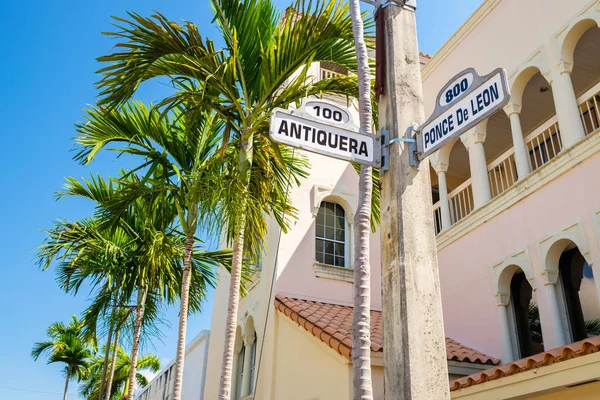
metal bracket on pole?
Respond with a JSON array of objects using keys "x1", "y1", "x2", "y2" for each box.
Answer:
[
  {"x1": 379, "y1": 125, "x2": 420, "y2": 171},
  {"x1": 361, "y1": 0, "x2": 416, "y2": 10}
]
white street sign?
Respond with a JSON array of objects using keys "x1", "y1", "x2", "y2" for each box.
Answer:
[
  {"x1": 269, "y1": 100, "x2": 378, "y2": 167},
  {"x1": 416, "y1": 68, "x2": 510, "y2": 159}
]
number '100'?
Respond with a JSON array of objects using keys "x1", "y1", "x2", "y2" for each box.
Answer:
[
  {"x1": 445, "y1": 78, "x2": 469, "y2": 104},
  {"x1": 313, "y1": 106, "x2": 343, "y2": 122}
]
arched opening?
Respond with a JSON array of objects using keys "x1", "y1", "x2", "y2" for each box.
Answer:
[
  {"x1": 570, "y1": 24, "x2": 600, "y2": 136},
  {"x1": 510, "y1": 270, "x2": 543, "y2": 357},
  {"x1": 233, "y1": 326, "x2": 244, "y2": 400},
  {"x1": 485, "y1": 111, "x2": 515, "y2": 197},
  {"x1": 315, "y1": 200, "x2": 347, "y2": 268},
  {"x1": 519, "y1": 70, "x2": 559, "y2": 171},
  {"x1": 558, "y1": 246, "x2": 600, "y2": 341},
  {"x1": 446, "y1": 139, "x2": 473, "y2": 223},
  {"x1": 430, "y1": 166, "x2": 442, "y2": 234}
]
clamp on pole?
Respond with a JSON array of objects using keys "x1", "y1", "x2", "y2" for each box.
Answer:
[
  {"x1": 361, "y1": 0, "x2": 416, "y2": 10},
  {"x1": 379, "y1": 125, "x2": 420, "y2": 171}
]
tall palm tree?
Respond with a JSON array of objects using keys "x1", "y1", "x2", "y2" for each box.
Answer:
[
  {"x1": 38, "y1": 216, "x2": 132, "y2": 400},
  {"x1": 73, "y1": 102, "x2": 239, "y2": 400},
  {"x1": 348, "y1": 0, "x2": 375, "y2": 398},
  {"x1": 92, "y1": 2, "x2": 361, "y2": 397},
  {"x1": 45, "y1": 173, "x2": 231, "y2": 400},
  {"x1": 31, "y1": 316, "x2": 93, "y2": 400},
  {"x1": 80, "y1": 346, "x2": 160, "y2": 400}
]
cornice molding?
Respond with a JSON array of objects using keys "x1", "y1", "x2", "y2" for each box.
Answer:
[{"x1": 421, "y1": 0, "x2": 502, "y2": 81}]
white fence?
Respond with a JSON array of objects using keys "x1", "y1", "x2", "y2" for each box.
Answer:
[{"x1": 320, "y1": 68, "x2": 344, "y2": 80}]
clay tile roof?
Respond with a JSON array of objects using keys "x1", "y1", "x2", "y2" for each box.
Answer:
[
  {"x1": 419, "y1": 52, "x2": 431, "y2": 59},
  {"x1": 274, "y1": 295, "x2": 498, "y2": 365},
  {"x1": 450, "y1": 335, "x2": 600, "y2": 392}
]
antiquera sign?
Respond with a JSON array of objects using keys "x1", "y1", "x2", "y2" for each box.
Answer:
[
  {"x1": 269, "y1": 99, "x2": 378, "y2": 166},
  {"x1": 416, "y1": 68, "x2": 510, "y2": 159}
]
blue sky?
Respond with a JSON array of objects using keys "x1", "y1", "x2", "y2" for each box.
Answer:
[{"x1": 0, "y1": 0, "x2": 483, "y2": 398}]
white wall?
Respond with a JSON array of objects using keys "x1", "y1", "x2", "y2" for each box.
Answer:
[{"x1": 136, "y1": 330, "x2": 210, "y2": 400}]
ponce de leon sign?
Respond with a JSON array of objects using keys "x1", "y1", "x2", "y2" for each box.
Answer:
[{"x1": 416, "y1": 68, "x2": 510, "y2": 159}]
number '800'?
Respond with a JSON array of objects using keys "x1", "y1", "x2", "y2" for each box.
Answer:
[{"x1": 445, "y1": 78, "x2": 469, "y2": 104}]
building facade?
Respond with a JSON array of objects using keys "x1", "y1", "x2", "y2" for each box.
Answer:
[
  {"x1": 198, "y1": 0, "x2": 600, "y2": 399},
  {"x1": 137, "y1": 331, "x2": 210, "y2": 400}
]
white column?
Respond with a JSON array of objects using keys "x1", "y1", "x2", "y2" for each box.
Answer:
[
  {"x1": 496, "y1": 292, "x2": 516, "y2": 363},
  {"x1": 504, "y1": 102, "x2": 531, "y2": 179},
  {"x1": 542, "y1": 271, "x2": 568, "y2": 348},
  {"x1": 231, "y1": 340, "x2": 243, "y2": 399},
  {"x1": 547, "y1": 64, "x2": 586, "y2": 148},
  {"x1": 240, "y1": 334, "x2": 255, "y2": 398},
  {"x1": 430, "y1": 147, "x2": 452, "y2": 230},
  {"x1": 461, "y1": 121, "x2": 492, "y2": 208},
  {"x1": 437, "y1": 171, "x2": 451, "y2": 230}
]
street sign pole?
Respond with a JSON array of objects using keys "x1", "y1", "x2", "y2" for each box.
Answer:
[{"x1": 376, "y1": 2, "x2": 451, "y2": 399}]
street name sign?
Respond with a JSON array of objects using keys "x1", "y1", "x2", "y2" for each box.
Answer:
[
  {"x1": 416, "y1": 68, "x2": 510, "y2": 159},
  {"x1": 269, "y1": 100, "x2": 378, "y2": 167}
]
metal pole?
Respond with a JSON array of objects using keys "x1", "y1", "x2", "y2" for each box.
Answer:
[{"x1": 377, "y1": 2, "x2": 451, "y2": 399}]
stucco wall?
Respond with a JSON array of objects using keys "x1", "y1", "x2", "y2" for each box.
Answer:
[
  {"x1": 422, "y1": 0, "x2": 590, "y2": 116},
  {"x1": 137, "y1": 331, "x2": 209, "y2": 400},
  {"x1": 273, "y1": 313, "x2": 351, "y2": 400},
  {"x1": 438, "y1": 151, "x2": 600, "y2": 360},
  {"x1": 275, "y1": 150, "x2": 382, "y2": 309}
]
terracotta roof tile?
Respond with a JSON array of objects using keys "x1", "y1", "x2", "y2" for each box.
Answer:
[
  {"x1": 450, "y1": 335, "x2": 600, "y2": 392},
  {"x1": 274, "y1": 295, "x2": 498, "y2": 365}
]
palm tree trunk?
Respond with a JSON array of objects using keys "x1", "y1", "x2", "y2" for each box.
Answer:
[
  {"x1": 126, "y1": 285, "x2": 148, "y2": 400},
  {"x1": 219, "y1": 135, "x2": 253, "y2": 400},
  {"x1": 63, "y1": 366, "x2": 71, "y2": 400},
  {"x1": 172, "y1": 231, "x2": 196, "y2": 400},
  {"x1": 98, "y1": 291, "x2": 119, "y2": 400},
  {"x1": 349, "y1": 1, "x2": 374, "y2": 399},
  {"x1": 105, "y1": 326, "x2": 120, "y2": 400}
]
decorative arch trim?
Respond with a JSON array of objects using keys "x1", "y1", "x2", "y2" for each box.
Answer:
[
  {"x1": 311, "y1": 184, "x2": 356, "y2": 220},
  {"x1": 508, "y1": 58, "x2": 547, "y2": 107},
  {"x1": 537, "y1": 218, "x2": 591, "y2": 284},
  {"x1": 555, "y1": 0, "x2": 600, "y2": 69},
  {"x1": 490, "y1": 248, "x2": 534, "y2": 305}
]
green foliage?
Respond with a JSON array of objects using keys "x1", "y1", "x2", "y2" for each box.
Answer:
[
  {"x1": 79, "y1": 346, "x2": 160, "y2": 400},
  {"x1": 31, "y1": 316, "x2": 93, "y2": 382},
  {"x1": 91, "y1": 0, "x2": 377, "y2": 263}
]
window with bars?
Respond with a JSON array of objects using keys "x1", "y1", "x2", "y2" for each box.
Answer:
[{"x1": 315, "y1": 201, "x2": 346, "y2": 268}]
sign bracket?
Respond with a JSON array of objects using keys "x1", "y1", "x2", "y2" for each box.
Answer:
[{"x1": 379, "y1": 126, "x2": 419, "y2": 171}]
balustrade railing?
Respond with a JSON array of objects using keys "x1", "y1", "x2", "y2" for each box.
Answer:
[
  {"x1": 579, "y1": 86, "x2": 600, "y2": 136},
  {"x1": 448, "y1": 181, "x2": 474, "y2": 225},
  {"x1": 431, "y1": 82, "x2": 600, "y2": 235},
  {"x1": 525, "y1": 118, "x2": 562, "y2": 172},
  {"x1": 320, "y1": 68, "x2": 344, "y2": 80},
  {"x1": 488, "y1": 150, "x2": 518, "y2": 198}
]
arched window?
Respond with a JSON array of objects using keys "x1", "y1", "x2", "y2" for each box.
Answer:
[
  {"x1": 510, "y1": 271, "x2": 543, "y2": 357},
  {"x1": 559, "y1": 247, "x2": 600, "y2": 341},
  {"x1": 315, "y1": 201, "x2": 347, "y2": 268}
]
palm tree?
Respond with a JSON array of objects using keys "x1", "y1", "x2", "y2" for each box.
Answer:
[
  {"x1": 31, "y1": 316, "x2": 93, "y2": 400},
  {"x1": 44, "y1": 173, "x2": 231, "y2": 400},
  {"x1": 92, "y1": 2, "x2": 361, "y2": 397},
  {"x1": 72, "y1": 102, "x2": 242, "y2": 400},
  {"x1": 80, "y1": 346, "x2": 160, "y2": 400},
  {"x1": 348, "y1": 0, "x2": 375, "y2": 398},
  {"x1": 38, "y1": 216, "x2": 131, "y2": 400}
]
